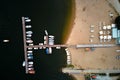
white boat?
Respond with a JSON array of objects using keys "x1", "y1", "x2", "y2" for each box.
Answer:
[
  {"x1": 67, "y1": 56, "x2": 71, "y2": 59},
  {"x1": 25, "y1": 19, "x2": 31, "y2": 22},
  {"x1": 26, "y1": 31, "x2": 33, "y2": 34},
  {"x1": 67, "y1": 61, "x2": 71, "y2": 65},
  {"x1": 22, "y1": 61, "x2": 25, "y2": 67},
  {"x1": 39, "y1": 43, "x2": 43, "y2": 49},
  {"x1": 28, "y1": 61, "x2": 33, "y2": 65},
  {"x1": 49, "y1": 35, "x2": 54, "y2": 38},
  {"x1": 65, "y1": 48, "x2": 70, "y2": 56},
  {"x1": 46, "y1": 47, "x2": 52, "y2": 54},
  {"x1": 3, "y1": 39, "x2": 9, "y2": 42},
  {"x1": 34, "y1": 47, "x2": 38, "y2": 50},
  {"x1": 45, "y1": 30, "x2": 48, "y2": 35},
  {"x1": 26, "y1": 40, "x2": 33, "y2": 43},
  {"x1": 29, "y1": 44, "x2": 33, "y2": 46},
  {"x1": 26, "y1": 38, "x2": 31, "y2": 40},
  {"x1": 48, "y1": 47, "x2": 52, "y2": 54},
  {"x1": 26, "y1": 34, "x2": 32, "y2": 37},
  {"x1": 56, "y1": 46, "x2": 61, "y2": 49},
  {"x1": 49, "y1": 36, "x2": 54, "y2": 45},
  {"x1": 27, "y1": 53, "x2": 33, "y2": 56},
  {"x1": 49, "y1": 40, "x2": 54, "y2": 45},
  {"x1": 27, "y1": 51, "x2": 33, "y2": 53},
  {"x1": 28, "y1": 64, "x2": 33, "y2": 67},
  {"x1": 28, "y1": 68, "x2": 34, "y2": 70},
  {"x1": 28, "y1": 56, "x2": 33, "y2": 60},
  {"x1": 44, "y1": 40, "x2": 47, "y2": 45},
  {"x1": 24, "y1": 17, "x2": 29, "y2": 20},
  {"x1": 67, "y1": 59, "x2": 71, "y2": 62},
  {"x1": 26, "y1": 25, "x2": 32, "y2": 28}
]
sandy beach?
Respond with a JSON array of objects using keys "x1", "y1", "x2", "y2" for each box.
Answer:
[
  {"x1": 65, "y1": 0, "x2": 120, "y2": 79},
  {"x1": 67, "y1": 0, "x2": 119, "y2": 44}
]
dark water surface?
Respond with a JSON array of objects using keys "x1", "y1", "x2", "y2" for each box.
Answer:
[{"x1": 0, "y1": 0, "x2": 76, "y2": 80}]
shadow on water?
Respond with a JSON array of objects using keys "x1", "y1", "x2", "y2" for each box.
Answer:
[
  {"x1": 0, "y1": 0, "x2": 77, "y2": 80},
  {"x1": 31, "y1": 48, "x2": 77, "y2": 80}
]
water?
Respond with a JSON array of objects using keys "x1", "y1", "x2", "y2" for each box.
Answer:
[{"x1": 0, "y1": 0, "x2": 76, "y2": 80}]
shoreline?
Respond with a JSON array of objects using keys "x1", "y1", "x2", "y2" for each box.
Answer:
[
  {"x1": 61, "y1": 0, "x2": 120, "y2": 79},
  {"x1": 62, "y1": 0, "x2": 76, "y2": 44},
  {"x1": 66, "y1": 0, "x2": 119, "y2": 44},
  {"x1": 64, "y1": 0, "x2": 120, "y2": 74}
]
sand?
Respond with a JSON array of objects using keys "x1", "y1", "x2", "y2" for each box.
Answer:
[
  {"x1": 66, "y1": 0, "x2": 120, "y2": 79},
  {"x1": 67, "y1": 0, "x2": 119, "y2": 44}
]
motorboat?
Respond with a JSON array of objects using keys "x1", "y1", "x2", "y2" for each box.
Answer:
[{"x1": 26, "y1": 40, "x2": 33, "y2": 43}]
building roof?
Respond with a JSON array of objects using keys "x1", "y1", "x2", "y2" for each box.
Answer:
[{"x1": 112, "y1": 28, "x2": 118, "y2": 38}]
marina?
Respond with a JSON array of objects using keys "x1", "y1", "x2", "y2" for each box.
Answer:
[
  {"x1": 20, "y1": 0, "x2": 120, "y2": 79},
  {"x1": 22, "y1": 16, "x2": 120, "y2": 76}
]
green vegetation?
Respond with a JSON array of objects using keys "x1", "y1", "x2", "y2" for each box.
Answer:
[{"x1": 67, "y1": 64, "x2": 74, "y2": 68}]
